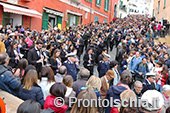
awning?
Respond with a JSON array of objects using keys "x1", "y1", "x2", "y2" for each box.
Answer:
[
  {"x1": 66, "y1": 10, "x2": 82, "y2": 16},
  {"x1": 0, "y1": 2, "x2": 42, "y2": 18},
  {"x1": 43, "y1": 7, "x2": 64, "y2": 17}
]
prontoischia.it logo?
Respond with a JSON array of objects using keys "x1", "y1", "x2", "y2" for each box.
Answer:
[{"x1": 54, "y1": 97, "x2": 161, "y2": 108}]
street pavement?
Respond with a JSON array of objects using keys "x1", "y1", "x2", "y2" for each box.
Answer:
[
  {"x1": 78, "y1": 47, "x2": 117, "y2": 77},
  {"x1": 154, "y1": 35, "x2": 170, "y2": 44}
]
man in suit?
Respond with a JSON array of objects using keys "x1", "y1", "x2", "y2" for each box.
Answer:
[
  {"x1": 62, "y1": 52, "x2": 77, "y2": 81},
  {"x1": 27, "y1": 40, "x2": 43, "y2": 76},
  {"x1": 98, "y1": 48, "x2": 107, "y2": 63},
  {"x1": 98, "y1": 53, "x2": 110, "y2": 78},
  {"x1": 100, "y1": 70, "x2": 115, "y2": 99},
  {"x1": 141, "y1": 72, "x2": 156, "y2": 94},
  {"x1": 74, "y1": 32, "x2": 84, "y2": 59}
]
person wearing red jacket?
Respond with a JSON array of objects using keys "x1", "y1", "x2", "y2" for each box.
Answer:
[
  {"x1": 156, "y1": 65, "x2": 169, "y2": 92},
  {"x1": 44, "y1": 83, "x2": 68, "y2": 113}
]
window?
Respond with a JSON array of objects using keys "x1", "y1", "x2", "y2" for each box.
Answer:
[
  {"x1": 85, "y1": 11, "x2": 88, "y2": 19},
  {"x1": 104, "y1": 0, "x2": 109, "y2": 11},
  {"x1": 96, "y1": 0, "x2": 101, "y2": 7},
  {"x1": 103, "y1": 19, "x2": 107, "y2": 23},
  {"x1": 94, "y1": 15, "x2": 99, "y2": 22},
  {"x1": 164, "y1": 0, "x2": 166, "y2": 8},
  {"x1": 158, "y1": 1, "x2": 160, "y2": 13}
]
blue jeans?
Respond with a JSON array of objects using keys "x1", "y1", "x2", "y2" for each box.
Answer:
[
  {"x1": 157, "y1": 30, "x2": 160, "y2": 36},
  {"x1": 156, "y1": 84, "x2": 162, "y2": 92}
]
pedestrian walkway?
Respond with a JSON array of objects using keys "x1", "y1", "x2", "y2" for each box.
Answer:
[{"x1": 155, "y1": 35, "x2": 170, "y2": 44}]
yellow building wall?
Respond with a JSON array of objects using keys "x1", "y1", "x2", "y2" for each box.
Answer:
[{"x1": 153, "y1": 0, "x2": 170, "y2": 22}]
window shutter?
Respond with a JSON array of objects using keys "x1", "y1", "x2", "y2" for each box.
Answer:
[
  {"x1": 105, "y1": 0, "x2": 107, "y2": 10},
  {"x1": 57, "y1": 16, "x2": 62, "y2": 30},
  {"x1": 99, "y1": 0, "x2": 101, "y2": 6},
  {"x1": 42, "y1": 11, "x2": 49, "y2": 30},
  {"x1": 76, "y1": 16, "x2": 79, "y2": 26},
  {"x1": 3, "y1": 12, "x2": 5, "y2": 26},
  {"x1": 67, "y1": 13, "x2": 71, "y2": 27},
  {"x1": 107, "y1": 0, "x2": 109, "y2": 11},
  {"x1": 96, "y1": 0, "x2": 97, "y2": 6}
]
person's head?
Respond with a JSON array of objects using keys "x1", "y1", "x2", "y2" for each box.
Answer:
[
  {"x1": 39, "y1": 66, "x2": 55, "y2": 83},
  {"x1": 134, "y1": 81, "x2": 143, "y2": 94},
  {"x1": 161, "y1": 65, "x2": 168, "y2": 78},
  {"x1": 62, "y1": 75, "x2": 73, "y2": 88},
  {"x1": 87, "y1": 48, "x2": 93, "y2": 54},
  {"x1": 142, "y1": 57, "x2": 147, "y2": 64},
  {"x1": 86, "y1": 76, "x2": 101, "y2": 91},
  {"x1": 162, "y1": 85, "x2": 170, "y2": 97},
  {"x1": 50, "y1": 82, "x2": 67, "y2": 99},
  {"x1": 35, "y1": 40, "x2": 43, "y2": 50},
  {"x1": 18, "y1": 58, "x2": 28, "y2": 77},
  {"x1": 120, "y1": 70, "x2": 132, "y2": 85},
  {"x1": 17, "y1": 99, "x2": 41, "y2": 113},
  {"x1": 156, "y1": 61, "x2": 162, "y2": 68},
  {"x1": 53, "y1": 49, "x2": 61, "y2": 59},
  {"x1": 102, "y1": 48, "x2": 107, "y2": 54},
  {"x1": 110, "y1": 60, "x2": 118, "y2": 69},
  {"x1": 0, "y1": 52, "x2": 10, "y2": 65},
  {"x1": 58, "y1": 66, "x2": 67, "y2": 75},
  {"x1": 164, "y1": 53, "x2": 169, "y2": 60},
  {"x1": 135, "y1": 51, "x2": 140, "y2": 58},
  {"x1": 141, "y1": 90, "x2": 164, "y2": 113},
  {"x1": 106, "y1": 70, "x2": 115, "y2": 81},
  {"x1": 166, "y1": 106, "x2": 170, "y2": 113},
  {"x1": 42, "y1": 44, "x2": 47, "y2": 52},
  {"x1": 79, "y1": 68, "x2": 90, "y2": 78},
  {"x1": 146, "y1": 73, "x2": 156, "y2": 83},
  {"x1": 68, "y1": 54, "x2": 77, "y2": 63},
  {"x1": 70, "y1": 87, "x2": 97, "y2": 113},
  {"x1": 23, "y1": 69, "x2": 38, "y2": 90},
  {"x1": 10, "y1": 40, "x2": 18, "y2": 50}
]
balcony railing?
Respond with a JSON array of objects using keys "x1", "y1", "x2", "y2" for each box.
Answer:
[
  {"x1": 120, "y1": 5, "x2": 127, "y2": 12},
  {"x1": 70, "y1": 0, "x2": 81, "y2": 5}
]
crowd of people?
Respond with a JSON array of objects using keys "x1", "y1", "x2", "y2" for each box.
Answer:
[{"x1": 1, "y1": 15, "x2": 170, "y2": 113}]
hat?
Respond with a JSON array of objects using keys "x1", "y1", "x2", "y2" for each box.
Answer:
[
  {"x1": 67, "y1": 52, "x2": 77, "y2": 58},
  {"x1": 145, "y1": 72, "x2": 156, "y2": 78},
  {"x1": 106, "y1": 70, "x2": 115, "y2": 78},
  {"x1": 141, "y1": 90, "x2": 164, "y2": 112},
  {"x1": 8, "y1": 33, "x2": 15, "y2": 36},
  {"x1": 103, "y1": 53, "x2": 110, "y2": 58}
]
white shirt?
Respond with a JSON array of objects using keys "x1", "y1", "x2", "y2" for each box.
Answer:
[{"x1": 38, "y1": 77, "x2": 55, "y2": 100}]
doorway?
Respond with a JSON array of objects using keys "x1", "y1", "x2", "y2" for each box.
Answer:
[{"x1": 114, "y1": 4, "x2": 117, "y2": 17}]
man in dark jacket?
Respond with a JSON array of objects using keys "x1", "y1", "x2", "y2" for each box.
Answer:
[
  {"x1": 141, "y1": 72, "x2": 156, "y2": 94},
  {"x1": 105, "y1": 70, "x2": 132, "y2": 113},
  {"x1": 27, "y1": 40, "x2": 43, "y2": 76},
  {"x1": 133, "y1": 81, "x2": 143, "y2": 100},
  {"x1": 72, "y1": 68, "x2": 90, "y2": 93},
  {"x1": 0, "y1": 52, "x2": 21, "y2": 96}
]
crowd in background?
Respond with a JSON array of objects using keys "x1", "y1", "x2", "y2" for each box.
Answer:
[{"x1": 1, "y1": 15, "x2": 170, "y2": 113}]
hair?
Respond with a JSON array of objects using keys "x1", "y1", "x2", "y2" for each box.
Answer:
[
  {"x1": 58, "y1": 66, "x2": 67, "y2": 75},
  {"x1": 70, "y1": 87, "x2": 97, "y2": 113},
  {"x1": 161, "y1": 65, "x2": 168, "y2": 78},
  {"x1": 134, "y1": 81, "x2": 142, "y2": 87},
  {"x1": 109, "y1": 60, "x2": 118, "y2": 68},
  {"x1": 52, "y1": 49, "x2": 61, "y2": 60},
  {"x1": 166, "y1": 106, "x2": 170, "y2": 113},
  {"x1": 0, "y1": 52, "x2": 9, "y2": 65},
  {"x1": 17, "y1": 99, "x2": 41, "y2": 113},
  {"x1": 23, "y1": 69, "x2": 38, "y2": 90},
  {"x1": 50, "y1": 82, "x2": 67, "y2": 99},
  {"x1": 86, "y1": 76, "x2": 101, "y2": 91},
  {"x1": 62, "y1": 75, "x2": 73, "y2": 87},
  {"x1": 10, "y1": 40, "x2": 18, "y2": 50},
  {"x1": 120, "y1": 70, "x2": 132, "y2": 85},
  {"x1": 18, "y1": 59, "x2": 28, "y2": 78},
  {"x1": 79, "y1": 68, "x2": 90, "y2": 78},
  {"x1": 39, "y1": 66, "x2": 55, "y2": 83}
]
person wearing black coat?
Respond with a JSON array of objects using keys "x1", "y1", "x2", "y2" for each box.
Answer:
[
  {"x1": 27, "y1": 40, "x2": 43, "y2": 76},
  {"x1": 74, "y1": 32, "x2": 84, "y2": 59},
  {"x1": 60, "y1": 43, "x2": 68, "y2": 63},
  {"x1": 7, "y1": 40, "x2": 20, "y2": 68},
  {"x1": 83, "y1": 48, "x2": 95, "y2": 76}
]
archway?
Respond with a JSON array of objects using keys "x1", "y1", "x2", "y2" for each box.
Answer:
[{"x1": 114, "y1": 3, "x2": 117, "y2": 17}]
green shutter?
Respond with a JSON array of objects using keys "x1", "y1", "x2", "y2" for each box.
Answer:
[
  {"x1": 164, "y1": 0, "x2": 166, "y2": 7},
  {"x1": 75, "y1": 16, "x2": 79, "y2": 26},
  {"x1": 105, "y1": 0, "x2": 107, "y2": 10},
  {"x1": 90, "y1": 0, "x2": 92, "y2": 2},
  {"x1": 42, "y1": 11, "x2": 49, "y2": 30},
  {"x1": 107, "y1": 0, "x2": 109, "y2": 11},
  {"x1": 96, "y1": 0, "x2": 97, "y2": 6},
  {"x1": 158, "y1": 1, "x2": 160, "y2": 13},
  {"x1": 3, "y1": 12, "x2": 5, "y2": 26},
  {"x1": 67, "y1": 13, "x2": 71, "y2": 27},
  {"x1": 99, "y1": 0, "x2": 101, "y2": 6},
  {"x1": 29, "y1": 17, "x2": 31, "y2": 29}
]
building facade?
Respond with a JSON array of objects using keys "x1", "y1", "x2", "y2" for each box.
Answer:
[
  {"x1": 0, "y1": 0, "x2": 118, "y2": 31},
  {"x1": 153, "y1": 0, "x2": 169, "y2": 21},
  {"x1": 117, "y1": 0, "x2": 154, "y2": 18}
]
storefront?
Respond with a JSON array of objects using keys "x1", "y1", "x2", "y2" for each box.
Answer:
[
  {"x1": 0, "y1": 1, "x2": 42, "y2": 29},
  {"x1": 42, "y1": 7, "x2": 64, "y2": 30}
]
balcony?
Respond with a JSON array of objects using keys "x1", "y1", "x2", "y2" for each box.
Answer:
[{"x1": 22, "y1": 0, "x2": 31, "y2": 2}]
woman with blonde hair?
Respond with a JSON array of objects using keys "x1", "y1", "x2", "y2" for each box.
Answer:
[
  {"x1": 70, "y1": 87, "x2": 98, "y2": 113},
  {"x1": 18, "y1": 69, "x2": 44, "y2": 108}
]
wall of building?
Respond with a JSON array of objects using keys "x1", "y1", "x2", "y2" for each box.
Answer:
[
  {"x1": 153, "y1": 0, "x2": 170, "y2": 22},
  {"x1": 0, "y1": 6, "x2": 3, "y2": 26}
]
